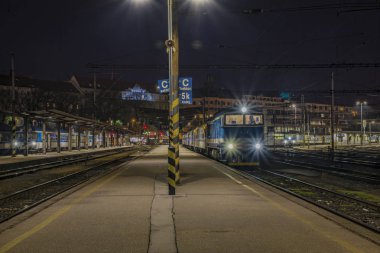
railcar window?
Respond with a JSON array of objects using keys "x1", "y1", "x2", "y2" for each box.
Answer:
[
  {"x1": 225, "y1": 115, "x2": 243, "y2": 125},
  {"x1": 1, "y1": 133, "x2": 11, "y2": 142},
  {"x1": 245, "y1": 115, "x2": 263, "y2": 125}
]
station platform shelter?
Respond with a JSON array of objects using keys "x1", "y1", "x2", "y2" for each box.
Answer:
[
  {"x1": 1, "y1": 109, "x2": 132, "y2": 157},
  {"x1": 0, "y1": 146, "x2": 378, "y2": 253}
]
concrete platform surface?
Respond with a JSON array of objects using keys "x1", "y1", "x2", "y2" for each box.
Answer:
[
  {"x1": 0, "y1": 146, "x2": 133, "y2": 166},
  {"x1": 0, "y1": 146, "x2": 379, "y2": 253}
]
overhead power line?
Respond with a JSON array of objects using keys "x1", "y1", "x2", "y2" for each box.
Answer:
[
  {"x1": 242, "y1": 2, "x2": 380, "y2": 15},
  {"x1": 87, "y1": 63, "x2": 380, "y2": 70}
]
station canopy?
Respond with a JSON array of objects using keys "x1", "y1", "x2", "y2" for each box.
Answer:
[{"x1": 22, "y1": 109, "x2": 132, "y2": 133}]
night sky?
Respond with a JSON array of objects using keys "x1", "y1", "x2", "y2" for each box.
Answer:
[{"x1": 1, "y1": 0, "x2": 379, "y2": 98}]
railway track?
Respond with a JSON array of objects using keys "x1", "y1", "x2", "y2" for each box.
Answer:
[
  {"x1": 270, "y1": 158, "x2": 380, "y2": 184},
  {"x1": 273, "y1": 149, "x2": 380, "y2": 168},
  {"x1": 229, "y1": 167, "x2": 380, "y2": 233},
  {"x1": 0, "y1": 146, "x2": 150, "y2": 223},
  {"x1": 0, "y1": 147, "x2": 134, "y2": 180}
]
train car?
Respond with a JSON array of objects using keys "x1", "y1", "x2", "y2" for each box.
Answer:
[
  {"x1": 193, "y1": 125, "x2": 206, "y2": 152},
  {"x1": 0, "y1": 126, "x2": 99, "y2": 154},
  {"x1": 183, "y1": 107, "x2": 265, "y2": 166},
  {"x1": 0, "y1": 123, "x2": 129, "y2": 155},
  {"x1": 188, "y1": 130, "x2": 194, "y2": 149},
  {"x1": 182, "y1": 132, "x2": 189, "y2": 146}
]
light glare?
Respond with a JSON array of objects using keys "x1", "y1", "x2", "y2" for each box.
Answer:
[{"x1": 130, "y1": 0, "x2": 150, "y2": 5}]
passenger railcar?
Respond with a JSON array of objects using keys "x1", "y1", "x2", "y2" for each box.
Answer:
[
  {"x1": 0, "y1": 128, "x2": 109, "y2": 155},
  {"x1": 183, "y1": 108, "x2": 265, "y2": 166}
]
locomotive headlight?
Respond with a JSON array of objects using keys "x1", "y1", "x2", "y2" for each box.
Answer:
[
  {"x1": 227, "y1": 143, "x2": 234, "y2": 150},
  {"x1": 255, "y1": 143, "x2": 262, "y2": 150},
  {"x1": 284, "y1": 140, "x2": 288, "y2": 144},
  {"x1": 13, "y1": 141, "x2": 19, "y2": 147},
  {"x1": 32, "y1": 141, "x2": 37, "y2": 146}
]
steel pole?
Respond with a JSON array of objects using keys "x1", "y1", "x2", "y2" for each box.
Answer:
[
  {"x1": 57, "y1": 122, "x2": 61, "y2": 153},
  {"x1": 301, "y1": 94, "x2": 305, "y2": 146},
  {"x1": 369, "y1": 122, "x2": 371, "y2": 144},
  {"x1": 360, "y1": 103, "x2": 363, "y2": 145},
  {"x1": 330, "y1": 72, "x2": 335, "y2": 154},
  {"x1": 11, "y1": 53, "x2": 16, "y2": 157},
  {"x1": 23, "y1": 116, "x2": 28, "y2": 156},
  {"x1": 167, "y1": 0, "x2": 180, "y2": 195},
  {"x1": 294, "y1": 106, "x2": 296, "y2": 132}
]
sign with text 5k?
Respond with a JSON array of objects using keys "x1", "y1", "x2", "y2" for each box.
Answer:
[{"x1": 157, "y1": 77, "x2": 192, "y2": 105}]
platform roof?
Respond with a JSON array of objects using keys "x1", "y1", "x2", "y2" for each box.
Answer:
[{"x1": 22, "y1": 109, "x2": 133, "y2": 133}]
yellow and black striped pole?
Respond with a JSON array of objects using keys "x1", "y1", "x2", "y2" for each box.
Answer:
[
  {"x1": 10, "y1": 53, "x2": 16, "y2": 157},
  {"x1": 11, "y1": 117, "x2": 16, "y2": 157},
  {"x1": 167, "y1": 0, "x2": 180, "y2": 195}
]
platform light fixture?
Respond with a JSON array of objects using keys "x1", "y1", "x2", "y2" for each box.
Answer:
[
  {"x1": 369, "y1": 120, "x2": 375, "y2": 143},
  {"x1": 356, "y1": 100, "x2": 367, "y2": 145},
  {"x1": 241, "y1": 106, "x2": 247, "y2": 113},
  {"x1": 290, "y1": 104, "x2": 297, "y2": 130}
]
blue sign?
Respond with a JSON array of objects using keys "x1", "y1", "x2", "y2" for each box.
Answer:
[
  {"x1": 180, "y1": 90, "x2": 192, "y2": 105},
  {"x1": 280, "y1": 92, "x2": 290, "y2": 100},
  {"x1": 179, "y1": 77, "x2": 192, "y2": 104},
  {"x1": 157, "y1": 77, "x2": 192, "y2": 105},
  {"x1": 157, "y1": 79, "x2": 170, "y2": 93},
  {"x1": 179, "y1": 77, "x2": 192, "y2": 90}
]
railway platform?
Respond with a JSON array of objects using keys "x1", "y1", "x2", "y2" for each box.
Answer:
[
  {"x1": 0, "y1": 146, "x2": 134, "y2": 167},
  {"x1": 0, "y1": 146, "x2": 379, "y2": 253}
]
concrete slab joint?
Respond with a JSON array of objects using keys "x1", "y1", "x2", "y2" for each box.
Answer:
[{"x1": 148, "y1": 177, "x2": 177, "y2": 253}]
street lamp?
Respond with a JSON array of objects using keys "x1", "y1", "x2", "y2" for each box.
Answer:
[
  {"x1": 241, "y1": 106, "x2": 247, "y2": 114},
  {"x1": 291, "y1": 104, "x2": 296, "y2": 132},
  {"x1": 356, "y1": 101, "x2": 367, "y2": 145},
  {"x1": 131, "y1": 0, "x2": 211, "y2": 195},
  {"x1": 369, "y1": 120, "x2": 375, "y2": 144}
]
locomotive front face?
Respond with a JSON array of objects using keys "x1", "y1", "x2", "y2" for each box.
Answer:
[
  {"x1": 222, "y1": 113, "x2": 264, "y2": 165},
  {"x1": 224, "y1": 127, "x2": 263, "y2": 152}
]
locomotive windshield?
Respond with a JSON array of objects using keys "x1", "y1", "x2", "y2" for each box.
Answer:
[
  {"x1": 245, "y1": 115, "x2": 263, "y2": 125},
  {"x1": 225, "y1": 115, "x2": 243, "y2": 125},
  {"x1": 225, "y1": 114, "x2": 263, "y2": 126}
]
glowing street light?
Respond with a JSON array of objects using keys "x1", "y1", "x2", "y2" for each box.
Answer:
[
  {"x1": 369, "y1": 120, "x2": 375, "y2": 144},
  {"x1": 241, "y1": 106, "x2": 247, "y2": 113},
  {"x1": 356, "y1": 101, "x2": 367, "y2": 145},
  {"x1": 290, "y1": 104, "x2": 297, "y2": 132}
]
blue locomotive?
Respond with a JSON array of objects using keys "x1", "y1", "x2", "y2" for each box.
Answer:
[{"x1": 183, "y1": 107, "x2": 265, "y2": 166}]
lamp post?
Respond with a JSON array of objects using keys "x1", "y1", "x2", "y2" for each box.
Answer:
[
  {"x1": 166, "y1": 0, "x2": 180, "y2": 195},
  {"x1": 133, "y1": 0, "x2": 209, "y2": 195},
  {"x1": 369, "y1": 120, "x2": 375, "y2": 144},
  {"x1": 11, "y1": 53, "x2": 16, "y2": 157},
  {"x1": 291, "y1": 104, "x2": 296, "y2": 132},
  {"x1": 356, "y1": 101, "x2": 367, "y2": 145}
]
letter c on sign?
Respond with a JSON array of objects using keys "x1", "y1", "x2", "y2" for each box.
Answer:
[
  {"x1": 182, "y1": 79, "x2": 189, "y2": 87},
  {"x1": 162, "y1": 81, "x2": 169, "y2": 89}
]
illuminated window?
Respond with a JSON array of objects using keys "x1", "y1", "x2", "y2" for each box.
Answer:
[
  {"x1": 245, "y1": 115, "x2": 263, "y2": 125},
  {"x1": 121, "y1": 84, "x2": 154, "y2": 101},
  {"x1": 225, "y1": 115, "x2": 243, "y2": 125}
]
